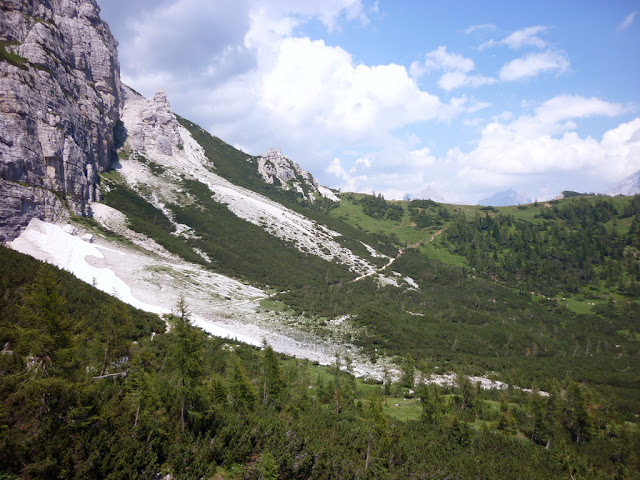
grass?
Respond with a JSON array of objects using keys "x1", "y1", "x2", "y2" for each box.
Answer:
[
  {"x1": 259, "y1": 299, "x2": 293, "y2": 313},
  {"x1": 563, "y1": 297, "x2": 595, "y2": 315},
  {"x1": 382, "y1": 397, "x2": 422, "y2": 422},
  {"x1": 331, "y1": 195, "x2": 440, "y2": 247},
  {"x1": 419, "y1": 242, "x2": 468, "y2": 268},
  {"x1": 617, "y1": 328, "x2": 640, "y2": 341},
  {"x1": 0, "y1": 41, "x2": 28, "y2": 70}
]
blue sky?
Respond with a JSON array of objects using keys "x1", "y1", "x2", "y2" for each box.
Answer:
[{"x1": 99, "y1": 0, "x2": 640, "y2": 203}]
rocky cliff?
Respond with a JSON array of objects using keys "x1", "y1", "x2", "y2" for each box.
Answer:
[
  {"x1": 118, "y1": 85, "x2": 183, "y2": 159},
  {"x1": 258, "y1": 148, "x2": 339, "y2": 203},
  {"x1": 0, "y1": 0, "x2": 121, "y2": 241}
]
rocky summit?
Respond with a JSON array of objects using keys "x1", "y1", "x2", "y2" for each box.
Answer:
[
  {"x1": 0, "y1": 0, "x2": 121, "y2": 241},
  {"x1": 258, "y1": 148, "x2": 338, "y2": 203},
  {"x1": 118, "y1": 86, "x2": 183, "y2": 158}
]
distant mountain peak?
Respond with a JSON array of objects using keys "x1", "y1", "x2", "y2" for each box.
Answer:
[
  {"x1": 606, "y1": 169, "x2": 640, "y2": 196},
  {"x1": 477, "y1": 188, "x2": 532, "y2": 206},
  {"x1": 404, "y1": 185, "x2": 448, "y2": 203}
]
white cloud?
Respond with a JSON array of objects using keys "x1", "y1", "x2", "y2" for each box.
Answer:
[
  {"x1": 327, "y1": 157, "x2": 373, "y2": 193},
  {"x1": 499, "y1": 51, "x2": 569, "y2": 81},
  {"x1": 327, "y1": 144, "x2": 439, "y2": 198},
  {"x1": 256, "y1": 36, "x2": 453, "y2": 144},
  {"x1": 411, "y1": 46, "x2": 496, "y2": 91},
  {"x1": 439, "y1": 71, "x2": 496, "y2": 90},
  {"x1": 409, "y1": 147, "x2": 436, "y2": 167},
  {"x1": 618, "y1": 11, "x2": 638, "y2": 30},
  {"x1": 480, "y1": 25, "x2": 549, "y2": 50},
  {"x1": 464, "y1": 24, "x2": 496, "y2": 34},
  {"x1": 354, "y1": 158, "x2": 371, "y2": 168},
  {"x1": 412, "y1": 46, "x2": 475, "y2": 76},
  {"x1": 467, "y1": 100, "x2": 491, "y2": 113},
  {"x1": 535, "y1": 95, "x2": 624, "y2": 124},
  {"x1": 445, "y1": 96, "x2": 639, "y2": 201}
]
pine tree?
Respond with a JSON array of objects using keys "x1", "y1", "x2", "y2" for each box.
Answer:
[
  {"x1": 17, "y1": 264, "x2": 75, "y2": 376},
  {"x1": 168, "y1": 296, "x2": 203, "y2": 431},
  {"x1": 229, "y1": 353, "x2": 257, "y2": 411},
  {"x1": 262, "y1": 342, "x2": 284, "y2": 406}
]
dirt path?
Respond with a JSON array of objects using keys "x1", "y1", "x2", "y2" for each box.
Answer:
[{"x1": 350, "y1": 228, "x2": 447, "y2": 283}]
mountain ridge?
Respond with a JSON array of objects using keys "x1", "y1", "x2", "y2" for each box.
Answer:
[
  {"x1": 606, "y1": 168, "x2": 640, "y2": 196},
  {"x1": 477, "y1": 188, "x2": 532, "y2": 206}
]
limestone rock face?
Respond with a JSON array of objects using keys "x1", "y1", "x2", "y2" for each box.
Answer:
[
  {"x1": 119, "y1": 86, "x2": 184, "y2": 158},
  {"x1": 0, "y1": 0, "x2": 121, "y2": 241},
  {"x1": 258, "y1": 148, "x2": 339, "y2": 203}
]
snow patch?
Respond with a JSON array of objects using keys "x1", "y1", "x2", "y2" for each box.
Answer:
[{"x1": 8, "y1": 219, "x2": 168, "y2": 315}]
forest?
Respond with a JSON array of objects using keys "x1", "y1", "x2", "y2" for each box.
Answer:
[{"x1": 1, "y1": 246, "x2": 639, "y2": 479}]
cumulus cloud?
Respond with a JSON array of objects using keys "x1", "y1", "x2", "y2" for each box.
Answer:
[
  {"x1": 327, "y1": 143, "x2": 441, "y2": 198},
  {"x1": 480, "y1": 25, "x2": 549, "y2": 50},
  {"x1": 446, "y1": 96, "x2": 639, "y2": 201},
  {"x1": 411, "y1": 46, "x2": 496, "y2": 91},
  {"x1": 353, "y1": 158, "x2": 372, "y2": 170},
  {"x1": 256, "y1": 36, "x2": 454, "y2": 144},
  {"x1": 618, "y1": 11, "x2": 638, "y2": 30},
  {"x1": 499, "y1": 51, "x2": 569, "y2": 81},
  {"x1": 410, "y1": 46, "x2": 475, "y2": 77}
]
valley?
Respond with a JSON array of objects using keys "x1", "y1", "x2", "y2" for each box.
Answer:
[{"x1": 1, "y1": 0, "x2": 639, "y2": 477}]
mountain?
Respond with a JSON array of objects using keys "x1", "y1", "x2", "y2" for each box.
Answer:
[
  {"x1": 606, "y1": 169, "x2": 640, "y2": 196},
  {"x1": 403, "y1": 184, "x2": 448, "y2": 203},
  {"x1": 0, "y1": 0, "x2": 121, "y2": 241},
  {"x1": 258, "y1": 148, "x2": 340, "y2": 203},
  {"x1": 477, "y1": 188, "x2": 532, "y2": 206},
  {"x1": 2, "y1": 1, "x2": 640, "y2": 477}
]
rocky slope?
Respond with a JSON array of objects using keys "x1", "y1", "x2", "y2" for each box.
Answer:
[
  {"x1": 0, "y1": 0, "x2": 121, "y2": 241},
  {"x1": 114, "y1": 87, "x2": 381, "y2": 277},
  {"x1": 258, "y1": 148, "x2": 339, "y2": 203}
]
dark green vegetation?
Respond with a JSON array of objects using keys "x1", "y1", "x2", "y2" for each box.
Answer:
[
  {"x1": 443, "y1": 196, "x2": 640, "y2": 297},
  {"x1": 317, "y1": 194, "x2": 640, "y2": 413},
  {"x1": 356, "y1": 193, "x2": 405, "y2": 221},
  {"x1": 0, "y1": 41, "x2": 28, "y2": 70},
  {"x1": 106, "y1": 125, "x2": 640, "y2": 421},
  {"x1": 2, "y1": 246, "x2": 639, "y2": 479}
]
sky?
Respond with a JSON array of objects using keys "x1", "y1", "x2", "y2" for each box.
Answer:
[{"x1": 98, "y1": 0, "x2": 640, "y2": 204}]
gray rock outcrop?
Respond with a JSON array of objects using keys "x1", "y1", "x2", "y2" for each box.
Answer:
[
  {"x1": 119, "y1": 86, "x2": 183, "y2": 158},
  {"x1": 258, "y1": 148, "x2": 327, "y2": 203},
  {"x1": 0, "y1": 0, "x2": 121, "y2": 241}
]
